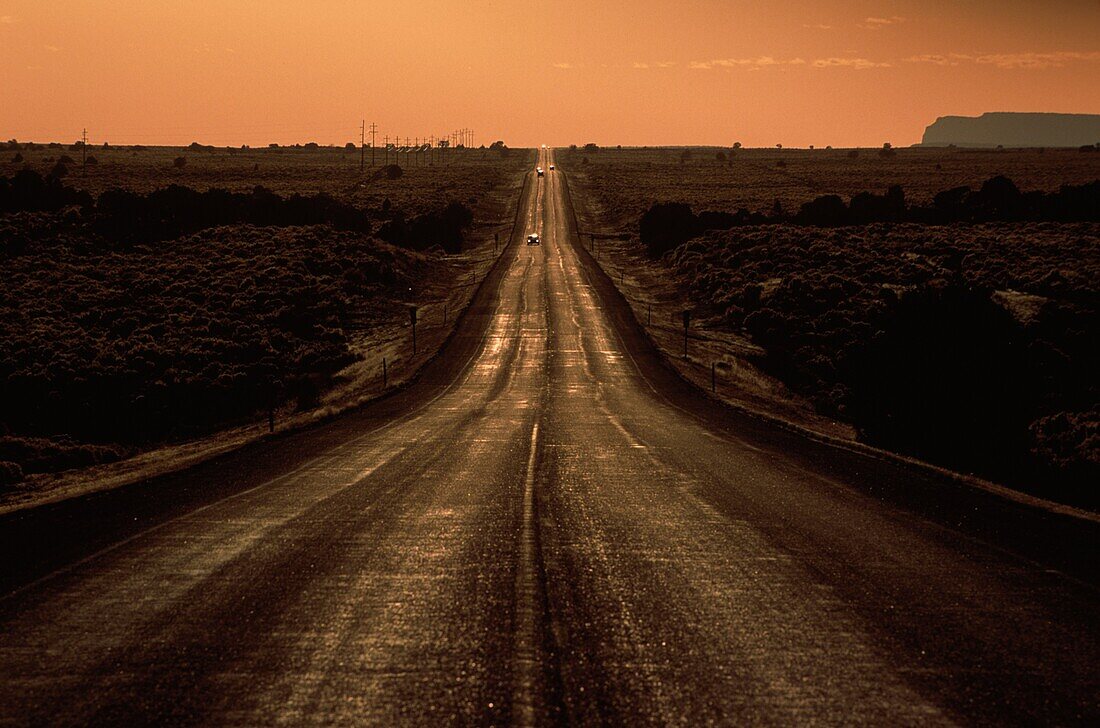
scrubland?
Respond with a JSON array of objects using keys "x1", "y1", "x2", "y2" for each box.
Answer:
[
  {"x1": 0, "y1": 144, "x2": 530, "y2": 497},
  {"x1": 560, "y1": 146, "x2": 1100, "y2": 508}
]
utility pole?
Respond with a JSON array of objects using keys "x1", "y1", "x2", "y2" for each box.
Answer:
[
  {"x1": 370, "y1": 122, "x2": 378, "y2": 166},
  {"x1": 383, "y1": 135, "x2": 390, "y2": 166},
  {"x1": 81, "y1": 128, "x2": 88, "y2": 175},
  {"x1": 360, "y1": 120, "x2": 366, "y2": 172}
]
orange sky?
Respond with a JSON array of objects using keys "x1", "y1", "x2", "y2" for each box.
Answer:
[{"x1": 3, "y1": 0, "x2": 1099, "y2": 148}]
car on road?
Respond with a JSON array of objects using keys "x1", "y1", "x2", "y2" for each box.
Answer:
[
  {"x1": 549, "y1": 164, "x2": 555, "y2": 170},
  {"x1": 536, "y1": 167, "x2": 544, "y2": 177},
  {"x1": 526, "y1": 234, "x2": 541, "y2": 245}
]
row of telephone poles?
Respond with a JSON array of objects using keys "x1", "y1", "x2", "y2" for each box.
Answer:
[{"x1": 358, "y1": 121, "x2": 475, "y2": 171}]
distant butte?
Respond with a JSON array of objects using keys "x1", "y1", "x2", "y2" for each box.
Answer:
[{"x1": 919, "y1": 112, "x2": 1100, "y2": 148}]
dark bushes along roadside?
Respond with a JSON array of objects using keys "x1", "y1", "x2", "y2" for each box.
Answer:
[{"x1": 662, "y1": 222, "x2": 1099, "y2": 507}]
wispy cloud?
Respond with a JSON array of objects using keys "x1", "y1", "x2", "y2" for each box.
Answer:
[
  {"x1": 551, "y1": 62, "x2": 574, "y2": 69},
  {"x1": 904, "y1": 53, "x2": 966, "y2": 66},
  {"x1": 687, "y1": 55, "x2": 888, "y2": 71},
  {"x1": 811, "y1": 57, "x2": 892, "y2": 69},
  {"x1": 974, "y1": 51, "x2": 1100, "y2": 69},
  {"x1": 689, "y1": 56, "x2": 784, "y2": 70},
  {"x1": 43, "y1": 44, "x2": 62, "y2": 52},
  {"x1": 859, "y1": 16, "x2": 906, "y2": 29},
  {"x1": 802, "y1": 23, "x2": 834, "y2": 30},
  {"x1": 906, "y1": 50, "x2": 1100, "y2": 69}
]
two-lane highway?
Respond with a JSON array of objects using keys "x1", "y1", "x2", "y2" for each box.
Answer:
[{"x1": 1, "y1": 149, "x2": 1098, "y2": 725}]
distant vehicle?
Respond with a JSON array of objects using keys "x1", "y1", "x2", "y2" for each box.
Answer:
[
  {"x1": 536, "y1": 167, "x2": 544, "y2": 177},
  {"x1": 549, "y1": 164, "x2": 555, "y2": 170},
  {"x1": 526, "y1": 234, "x2": 541, "y2": 246}
]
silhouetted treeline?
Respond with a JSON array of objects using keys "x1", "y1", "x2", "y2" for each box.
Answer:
[
  {"x1": 640, "y1": 176, "x2": 1100, "y2": 256},
  {"x1": 663, "y1": 223, "x2": 1099, "y2": 508},
  {"x1": 94, "y1": 185, "x2": 372, "y2": 243},
  {"x1": 0, "y1": 170, "x2": 491, "y2": 253},
  {"x1": 1, "y1": 170, "x2": 373, "y2": 243},
  {"x1": 0, "y1": 169, "x2": 93, "y2": 212}
]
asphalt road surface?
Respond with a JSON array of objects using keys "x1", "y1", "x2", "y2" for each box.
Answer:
[{"x1": 1, "y1": 149, "x2": 1098, "y2": 726}]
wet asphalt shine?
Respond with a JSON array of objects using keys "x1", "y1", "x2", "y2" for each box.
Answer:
[{"x1": 0, "y1": 149, "x2": 1098, "y2": 726}]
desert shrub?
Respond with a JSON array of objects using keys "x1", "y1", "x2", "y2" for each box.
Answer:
[
  {"x1": 384, "y1": 164, "x2": 403, "y2": 180},
  {"x1": 173, "y1": 156, "x2": 187, "y2": 169},
  {"x1": 1029, "y1": 409, "x2": 1099, "y2": 488},
  {"x1": 85, "y1": 156, "x2": 98, "y2": 166},
  {"x1": 0, "y1": 170, "x2": 92, "y2": 212},
  {"x1": 11, "y1": 153, "x2": 23, "y2": 164},
  {"x1": 58, "y1": 155, "x2": 75, "y2": 164},
  {"x1": 640, "y1": 202, "x2": 700, "y2": 256},
  {"x1": 795, "y1": 195, "x2": 846, "y2": 226},
  {"x1": 845, "y1": 284, "x2": 1031, "y2": 475},
  {"x1": 378, "y1": 201, "x2": 474, "y2": 253},
  {"x1": 49, "y1": 162, "x2": 68, "y2": 178},
  {"x1": 0, "y1": 460, "x2": 23, "y2": 486}
]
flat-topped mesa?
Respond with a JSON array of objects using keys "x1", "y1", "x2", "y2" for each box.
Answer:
[{"x1": 920, "y1": 112, "x2": 1100, "y2": 148}]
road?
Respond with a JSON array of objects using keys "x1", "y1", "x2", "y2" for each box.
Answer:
[{"x1": 1, "y1": 148, "x2": 1098, "y2": 726}]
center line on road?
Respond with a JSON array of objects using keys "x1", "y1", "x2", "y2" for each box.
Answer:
[{"x1": 512, "y1": 421, "x2": 543, "y2": 726}]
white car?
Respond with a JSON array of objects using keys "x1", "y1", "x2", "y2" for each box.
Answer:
[
  {"x1": 549, "y1": 165, "x2": 555, "y2": 170},
  {"x1": 536, "y1": 167, "x2": 544, "y2": 177},
  {"x1": 526, "y1": 234, "x2": 541, "y2": 245}
]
